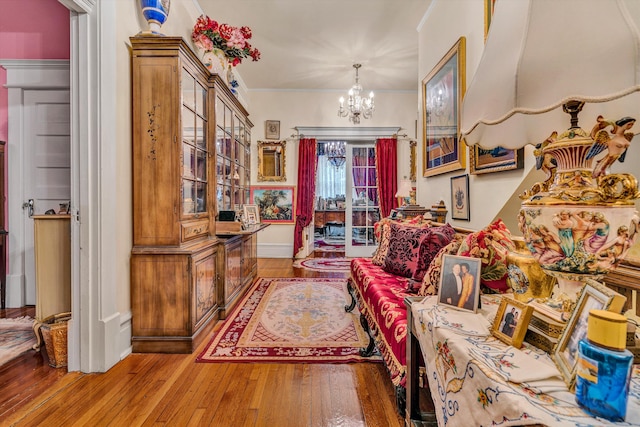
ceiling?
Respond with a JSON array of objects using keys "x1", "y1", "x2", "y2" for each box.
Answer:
[{"x1": 196, "y1": 0, "x2": 431, "y2": 92}]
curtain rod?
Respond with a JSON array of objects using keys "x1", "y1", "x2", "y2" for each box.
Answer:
[{"x1": 286, "y1": 132, "x2": 415, "y2": 143}]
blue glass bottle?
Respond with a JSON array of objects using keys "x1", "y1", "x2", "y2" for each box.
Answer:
[{"x1": 575, "y1": 310, "x2": 633, "y2": 422}]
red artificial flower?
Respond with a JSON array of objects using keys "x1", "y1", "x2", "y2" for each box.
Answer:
[
  {"x1": 250, "y1": 48, "x2": 261, "y2": 61},
  {"x1": 240, "y1": 26, "x2": 252, "y2": 39},
  {"x1": 218, "y1": 24, "x2": 234, "y2": 41},
  {"x1": 231, "y1": 57, "x2": 241, "y2": 67}
]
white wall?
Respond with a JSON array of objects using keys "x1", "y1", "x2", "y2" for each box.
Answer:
[
  {"x1": 248, "y1": 90, "x2": 418, "y2": 257},
  {"x1": 416, "y1": 0, "x2": 534, "y2": 232}
]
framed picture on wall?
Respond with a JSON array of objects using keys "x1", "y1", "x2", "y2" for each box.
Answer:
[
  {"x1": 470, "y1": 145, "x2": 525, "y2": 175},
  {"x1": 265, "y1": 120, "x2": 280, "y2": 140},
  {"x1": 250, "y1": 186, "x2": 296, "y2": 223},
  {"x1": 450, "y1": 174, "x2": 470, "y2": 221},
  {"x1": 422, "y1": 37, "x2": 466, "y2": 177}
]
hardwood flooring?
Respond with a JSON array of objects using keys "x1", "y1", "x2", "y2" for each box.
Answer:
[{"x1": 0, "y1": 252, "x2": 404, "y2": 427}]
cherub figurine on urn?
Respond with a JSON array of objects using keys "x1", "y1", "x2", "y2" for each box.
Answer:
[{"x1": 519, "y1": 101, "x2": 639, "y2": 307}]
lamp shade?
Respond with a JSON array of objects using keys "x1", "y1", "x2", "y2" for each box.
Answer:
[
  {"x1": 460, "y1": 0, "x2": 640, "y2": 149},
  {"x1": 395, "y1": 179, "x2": 412, "y2": 198}
]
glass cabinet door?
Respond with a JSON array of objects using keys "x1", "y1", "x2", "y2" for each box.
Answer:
[{"x1": 181, "y1": 68, "x2": 208, "y2": 216}]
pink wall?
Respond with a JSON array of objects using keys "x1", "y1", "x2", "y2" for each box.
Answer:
[
  {"x1": 0, "y1": 0, "x2": 70, "y2": 140},
  {"x1": 0, "y1": 0, "x2": 69, "y2": 230}
]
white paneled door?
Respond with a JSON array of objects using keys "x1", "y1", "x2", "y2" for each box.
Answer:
[{"x1": 23, "y1": 90, "x2": 71, "y2": 304}]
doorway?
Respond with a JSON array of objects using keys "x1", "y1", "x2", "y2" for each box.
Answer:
[
  {"x1": 314, "y1": 140, "x2": 380, "y2": 258},
  {"x1": 314, "y1": 141, "x2": 347, "y2": 253}
]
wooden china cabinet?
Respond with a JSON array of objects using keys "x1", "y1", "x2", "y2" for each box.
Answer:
[{"x1": 129, "y1": 36, "x2": 252, "y2": 353}]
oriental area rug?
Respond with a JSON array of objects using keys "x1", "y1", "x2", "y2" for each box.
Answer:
[
  {"x1": 0, "y1": 316, "x2": 36, "y2": 367},
  {"x1": 292, "y1": 257, "x2": 351, "y2": 273},
  {"x1": 196, "y1": 277, "x2": 380, "y2": 363}
]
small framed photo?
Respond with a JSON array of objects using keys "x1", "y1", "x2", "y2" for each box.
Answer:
[
  {"x1": 265, "y1": 120, "x2": 280, "y2": 140},
  {"x1": 491, "y1": 296, "x2": 533, "y2": 349},
  {"x1": 552, "y1": 279, "x2": 626, "y2": 388},
  {"x1": 437, "y1": 254, "x2": 481, "y2": 313},
  {"x1": 243, "y1": 204, "x2": 260, "y2": 225},
  {"x1": 450, "y1": 174, "x2": 470, "y2": 221},
  {"x1": 242, "y1": 205, "x2": 260, "y2": 225}
]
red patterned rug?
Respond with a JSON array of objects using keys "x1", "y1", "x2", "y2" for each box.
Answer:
[
  {"x1": 292, "y1": 257, "x2": 351, "y2": 272},
  {"x1": 196, "y1": 277, "x2": 380, "y2": 363}
]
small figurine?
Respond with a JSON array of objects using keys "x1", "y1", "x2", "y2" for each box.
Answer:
[{"x1": 586, "y1": 116, "x2": 636, "y2": 178}]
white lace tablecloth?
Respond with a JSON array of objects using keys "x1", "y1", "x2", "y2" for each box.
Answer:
[{"x1": 411, "y1": 295, "x2": 640, "y2": 427}]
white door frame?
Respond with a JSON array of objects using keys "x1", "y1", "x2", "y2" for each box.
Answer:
[{"x1": 61, "y1": 0, "x2": 122, "y2": 373}]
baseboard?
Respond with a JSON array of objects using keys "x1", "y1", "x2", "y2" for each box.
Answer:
[
  {"x1": 119, "y1": 310, "x2": 133, "y2": 361},
  {"x1": 5, "y1": 274, "x2": 25, "y2": 308},
  {"x1": 257, "y1": 243, "x2": 293, "y2": 258}
]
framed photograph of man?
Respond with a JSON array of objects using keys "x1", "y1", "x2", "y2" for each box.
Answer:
[
  {"x1": 491, "y1": 297, "x2": 533, "y2": 349},
  {"x1": 437, "y1": 254, "x2": 481, "y2": 313}
]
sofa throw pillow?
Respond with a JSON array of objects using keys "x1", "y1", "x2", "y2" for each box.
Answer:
[
  {"x1": 412, "y1": 224, "x2": 456, "y2": 282},
  {"x1": 419, "y1": 235, "x2": 464, "y2": 296},
  {"x1": 457, "y1": 218, "x2": 516, "y2": 293},
  {"x1": 371, "y1": 216, "x2": 429, "y2": 266},
  {"x1": 383, "y1": 223, "x2": 432, "y2": 278}
]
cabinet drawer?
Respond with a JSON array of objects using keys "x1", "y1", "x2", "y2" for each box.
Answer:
[{"x1": 182, "y1": 219, "x2": 209, "y2": 241}]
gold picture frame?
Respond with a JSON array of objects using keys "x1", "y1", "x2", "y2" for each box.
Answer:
[
  {"x1": 551, "y1": 279, "x2": 626, "y2": 389},
  {"x1": 257, "y1": 140, "x2": 286, "y2": 182},
  {"x1": 470, "y1": 146, "x2": 525, "y2": 175},
  {"x1": 491, "y1": 296, "x2": 533, "y2": 349},
  {"x1": 422, "y1": 37, "x2": 466, "y2": 177}
]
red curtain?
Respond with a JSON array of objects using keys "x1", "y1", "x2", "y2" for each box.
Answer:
[
  {"x1": 293, "y1": 138, "x2": 317, "y2": 257},
  {"x1": 375, "y1": 137, "x2": 398, "y2": 218}
]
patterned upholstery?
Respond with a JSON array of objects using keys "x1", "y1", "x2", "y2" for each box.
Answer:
[
  {"x1": 350, "y1": 257, "x2": 413, "y2": 386},
  {"x1": 457, "y1": 218, "x2": 516, "y2": 293}
]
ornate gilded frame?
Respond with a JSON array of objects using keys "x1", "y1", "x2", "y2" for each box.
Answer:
[
  {"x1": 470, "y1": 146, "x2": 524, "y2": 175},
  {"x1": 257, "y1": 140, "x2": 286, "y2": 182},
  {"x1": 422, "y1": 37, "x2": 466, "y2": 177}
]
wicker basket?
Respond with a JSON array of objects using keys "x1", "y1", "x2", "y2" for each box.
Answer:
[{"x1": 39, "y1": 312, "x2": 71, "y2": 368}]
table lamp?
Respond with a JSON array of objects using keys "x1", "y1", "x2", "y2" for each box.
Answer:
[
  {"x1": 395, "y1": 179, "x2": 428, "y2": 219},
  {"x1": 460, "y1": 0, "x2": 640, "y2": 303},
  {"x1": 395, "y1": 179, "x2": 414, "y2": 206}
]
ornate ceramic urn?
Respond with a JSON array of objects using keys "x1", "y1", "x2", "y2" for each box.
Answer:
[{"x1": 519, "y1": 101, "x2": 639, "y2": 302}]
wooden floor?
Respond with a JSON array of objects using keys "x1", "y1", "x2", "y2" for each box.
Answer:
[{"x1": 0, "y1": 251, "x2": 405, "y2": 427}]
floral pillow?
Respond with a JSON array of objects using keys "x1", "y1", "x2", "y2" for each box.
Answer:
[
  {"x1": 382, "y1": 223, "x2": 432, "y2": 278},
  {"x1": 419, "y1": 235, "x2": 464, "y2": 296},
  {"x1": 412, "y1": 224, "x2": 456, "y2": 282},
  {"x1": 371, "y1": 216, "x2": 428, "y2": 266},
  {"x1": 456, "y1": 218, "x2": 516, "y2": 293}
]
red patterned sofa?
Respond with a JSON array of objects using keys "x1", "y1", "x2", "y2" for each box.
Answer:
[{"x1": 345, "y1": 218, "x2": 516, "y2": 414}]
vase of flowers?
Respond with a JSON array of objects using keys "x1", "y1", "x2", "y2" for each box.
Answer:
[{"x1": 192, "y1": 14, "x2": 261, "y2": 77}]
